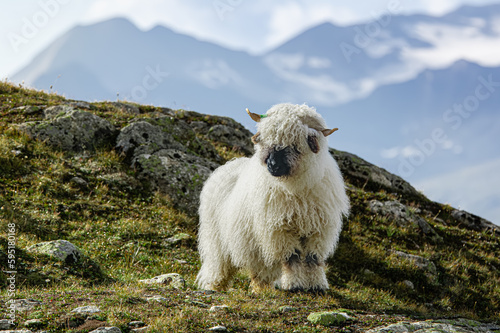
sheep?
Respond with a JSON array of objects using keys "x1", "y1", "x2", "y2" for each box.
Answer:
[{"x1": 196, "y1": 103, "x2": 349, "y2": 293}]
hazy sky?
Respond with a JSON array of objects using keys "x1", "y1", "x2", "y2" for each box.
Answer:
[{"x1": 2, "y1": 0, "x2": 500, "y2": 78}]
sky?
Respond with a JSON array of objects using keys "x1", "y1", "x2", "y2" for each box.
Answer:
[{"x1": 2, "y1": 0, "x2": 500, "y2": 79}]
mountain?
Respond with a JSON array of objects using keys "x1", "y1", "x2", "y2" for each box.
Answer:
[{"x1": 11, "y1": 5, "x2": 500, "y2": 224}]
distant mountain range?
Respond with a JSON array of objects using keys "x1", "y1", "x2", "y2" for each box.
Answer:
[{"x1": 11, "y1": 4, "x2": 500, "y2": 224}]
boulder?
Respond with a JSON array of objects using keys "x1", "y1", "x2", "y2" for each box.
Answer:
[
  {"x1": 366, "y1": 319, "x2": 500, "y2": 332},
  {"x1": 139, "y1": 273, "x2": 186, "y2": 289},
  {"x1": 16, "y1": 106, "x2": 117, "y2": 152},
  {"x1": 391, "y1": 251, "x2": 437, "y2": 276},
  {"x1": 307, "y1": 311, "x2": 352, "y2": 326},
  {"x1": 451, "y1": 210, "x2": 499, "y2": 234},
  {"x1": 27, "y1": 240, "x2": 81, "y2": 264}
]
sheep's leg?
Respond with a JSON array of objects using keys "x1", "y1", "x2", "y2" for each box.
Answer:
[
  {"x1": 197, "y1": 253, "x2": 237, "y2": 291},
  {"x1": 280, "y1": 250, "x2": 329, "y2": 293}
]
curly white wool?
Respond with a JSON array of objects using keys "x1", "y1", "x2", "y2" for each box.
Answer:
[{"x1": 196, "y1": 103, "x2": 350, "y2": 292}]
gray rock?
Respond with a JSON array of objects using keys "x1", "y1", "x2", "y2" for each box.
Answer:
[
  {"x1": 145, "y1": 295, "x2": 168, "y2": 303},
  {"x1": 164, "y1": 233, "x2": 192, "y2": 245},
  {"x1": 208, "y1": 325, "x2": 227, "y2": 332},
  {"x1": 331, "y1": 149, "x2": 424, "y2": 200},
  {"x1": 133, "y1": 149, "x2": 216, "y2": 214},
  {"x1": 369, "y1": 200, "x2": 441, "y2": 241},
  {"x1": 89, "y1": 327, "x2": 122, "y2": 333},
  {"x1": 402, "y1": 280, "x2": 415, "y2": 290},
  {"x1": 128, "y1": 321, "x2": 146, "y2": 328},
  {"x1": 131, "y1": 327, "x2": 149, "y2": 333},
  {"x1": 391, "y1": 251, "x2": 437, "y2": 276},
  {"x1": 307, "y1": 311, "x2": 352, "y2": 326},
  {"x1": 115, "y1": 120, "x2": 185, "y2": 160},
  {"x1": 11, "y1": 105, "x2": 41, "y2": 114},
  {"x1": 28, "y1": 240, "x2": 81, "y2": 264},
  {"x1": 207, "y1": 124, "x2": 253, "y2": 155},
  {"x1": 209, "y1": 305, "x2": 229, "y2": 312},
  {"x1": 71, "y1": 305, "x2": 101, "y2": 314},
  {"x1": 110, "y1": 102, "x2": 140, "y2": 115},
  {"x1": 451, "y1": 210, "x2": 500, "y2": 235},
  {"x1": 70, "y1": 176, "x2": 88, "y2": 188},
  {"x1": 7, "y1": 299, "x2": 42, "y2": 311},
  {"x1": 366, "y1": 319, "x2": 500, "y2": 332},
  {"x1": 0, "y1": 330, "x2": 33, "y2": 333},
  {"x1": 139, "y1": 273, "x2": 186, "y2": 289},
  {"x1": 279, "y1": 306, "x2": 295, "y2": 313},
  {"x1": 24, "y1": 319, "x2": 43, "y2": 329},
  {"x1": 0, "y1": 319, "x2": 13, "y2": 330},
  {"x1": 17, "y1": 106, "x2": 117, "y2": 152}
]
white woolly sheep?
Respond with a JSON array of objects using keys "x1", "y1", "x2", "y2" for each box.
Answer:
[{"x1": 196, "y1": 103, "x2": 350, "y2": 293}]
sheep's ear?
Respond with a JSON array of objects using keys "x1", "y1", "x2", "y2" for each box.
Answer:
[
  {"x1": 251, "y1": 132, "x2": 261, "y2": 144},
  {"x1": 307, "y1": 135, "x2": 320, "y2": 153},
  {"x1": 247, "y1": 108, "x2": 266, "y2": 123},
  {"x1": 321, "y1": 128, "x2": 339, "y2": 137}
]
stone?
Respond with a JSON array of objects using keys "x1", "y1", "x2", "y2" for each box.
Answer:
[
  {"x1": 139, "y1": 273, "x2": 186, "y2": 289},
  {"x1": 70, "y1": 176, "x2": 88, "y2": 188},
  {"x1": 307, "y1": 311, "x2": 352, "y2": 326},
  {"x1": 391, "y1": 251, "x2": 437, "y2": 275},
  {"x1": 206, "y1": 124, "x2": 253, "y2": 155},
  {"x1": 17, "y1": 106, "x2": 117, "y2": 152},
  {"x1": 115, "y1": 120, "x2": 185, "y2": 161},
  {"x1": 402, "y1": 280, "x2": 415, "y2": 290},
  {"x1": 89, "y1": 327, "x2": 122, "y2": 333},
  {"x1": 0, "y1": 319, "x2": 13, "y2": 330},
  {"x1": 128, "y1": 321, "x2": 146, "y2": 328},
  {"x1": 366, "y1": 319, "x2": 500, "y2": 333},
  {"x1": 8, "y1": 299, "x2": 42, "y2": 311},
  {"x1": 208, "y1": 325, "x2": 227, "y2": 332},
  {"x1": 71, "y1": 305, "x2": 101, "y2": 314},
  {"x1": 279, "y1": 306, "x2": 295, "y2": 313},
  {"x1": 330, "y1": 149, "x2": 424, "y2": 200},
  {"x1": 110, "y1": 102, "x2": 140, "y2": 115},
  {"x1": 0, "y1": 330, "x2": 33, "y2": 333},
  {"x1": 209, "y1": 305, "x2": 229, "y2": 312},
  {"x1": 451, "y1": 210, "x2": 500, "y2": 234},
  {"x1": 369, "y1": 200, "x2": 441, "y2": 241},
  {"x1": 133, "y1": 149, "x2": 216, "y2": 214},
  {"x1": 131, "y1": 327, "x2": 150, "y2": 333},
  {"x1": 24, "y1": 319, "x2": 43, "y2": 329},
  {"x1": 28, "y1": 240, "x2": 81, "y2": 264},
  {"x1": 164, "y1": 233, "x2": 192, "y2": 245},
  {"x1": 145, "y1": 296, "x2": 168, "y2": 303},
  {"x1": 11, "y1": 105, "x2": 41, "y2": 114}
]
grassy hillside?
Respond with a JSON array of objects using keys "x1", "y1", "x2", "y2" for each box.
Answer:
[{"x1": 0, "y1": 81, "x2": 499, "y2": 332}]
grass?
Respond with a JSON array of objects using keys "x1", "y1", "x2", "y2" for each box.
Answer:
[{"x1": 0, "y1": 81, "x2": 499, "y2": 332}]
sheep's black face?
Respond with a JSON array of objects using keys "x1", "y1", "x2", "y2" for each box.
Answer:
[{"x1": 265, "y1": 146, "x2": 297, "y2": 177}]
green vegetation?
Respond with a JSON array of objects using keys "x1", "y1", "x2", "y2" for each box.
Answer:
[{"x1": 0, "y1": 81, "x2": 499, "y2": 332}]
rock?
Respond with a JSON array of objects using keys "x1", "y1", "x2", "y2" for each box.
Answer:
[
  {"x1": 279, "y1": 306, "x2": 295, "y2": 313},
  {"x1": 391, "y1": 251, "x2": 437, "y2": 276},
  {"x1": 133, "y1": 150, "x2": 216, "y2": 214},
  {"x1": 209, "y1": 305, "x2": 229, "y2": 312},
  {"x1": 307, "y1": 311, "x2": 352, "y2": 326},
  {"x1": 0, "y1": 330, "x2": 33, "y2": 333},
  {"x1": 331, "y1": 149, "x2": 425, "y2": 201},
  {"x1": 164, "y1": 233, "x2": 192, "y2": 245},
  {"x1": 128, "y1": 321, "x2": 146, "y2": 328},
  {"x1": 17, "y1": 106, "x2": 117, "y2": 152},
  {"x1": 11, "y1": 105, "x2": 41, "y2": 114},
  {"x1": 89, "y1": 327, "x2": 122, "y2": 333},
  {"x1": 208, "y1": 325, "x2": 227, "y2": 332},
  {"x1": 24, "y1": 319, "x2": 43, "y2": 329},
  {"x1": 8, "y1": 299, "x2": 42, "y2": 311},
  {"x1": 71, "y1": 305, "x2": 101, "y2": 314},
  {"x1": 206, "y1": 124, "x2": 253, "y2": 155},
  {"x1": 366, "y1": 319, "x2": 500, "y2": 332},
  {"x1": 131, "y1": 327, "x2": 150, "y2": 333},
  {"x1": 115, "y1": 120, "x2": 185, "y2": 160},
  {"x1": 110, "y1": 102, "x2": 140, "y2": 115},
  {"x1": 402, "y1": 280, "x2": 415, "y2": 290},
  {"x1": 145, "y1": 295, "x2": 168, "y2": 303},
  {"x1": 451, "y1": 209, "x2": 500, "y2": 235},
  {"x1": 28, "y1": 240, "x2": 81, "y2": 264},
  {"x1": 70, "y1": 176, "x2": 88, "y2": 188},
  {"x1": 369, "y1": 200, "x2": 441, "y2": 241},
  {"x1": 0, "y1": 319, "x2": 13, "y2": 330},
  {"x1": 139, "y1": 273, "x2": 186, "y2": 289}
]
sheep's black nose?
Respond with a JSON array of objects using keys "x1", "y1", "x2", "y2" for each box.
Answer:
[{"x1": 266, "y1": 148, "x2": 291, "y2": 177}]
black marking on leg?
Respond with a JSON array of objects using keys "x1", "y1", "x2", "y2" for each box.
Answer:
[
  {"x1": 286, "y1": 249, "x2": 301, "y2": 267},
  {"x1": 305, "y1": 253, "x2": 319, "y2": 266}
]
